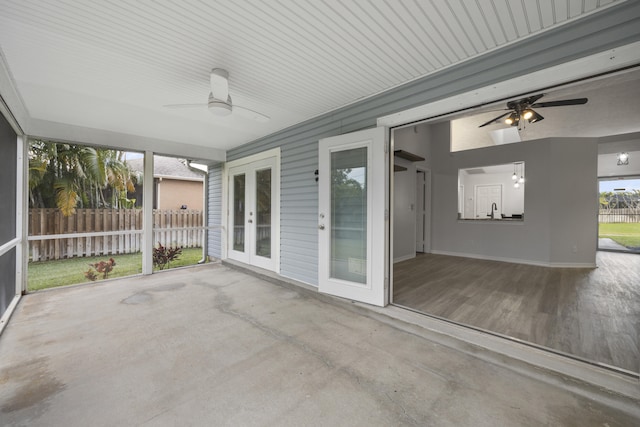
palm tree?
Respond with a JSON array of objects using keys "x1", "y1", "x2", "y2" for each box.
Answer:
[{"x1": 29, "y1": 140, "x2": 139, "y2": 215}]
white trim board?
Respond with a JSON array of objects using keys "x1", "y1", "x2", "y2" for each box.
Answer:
[
  {"x1": 431, "y1": 250, "x2": 597, "y2": 269},
  {"x1": 378, "y1": 42, "x2": 640, "y2": 128},
  {"x1": 394, "y1": 253, "x2": 416, "y2": 264},
  {"x1": 0, "y1": 47, "x2": 29, "y2": 134},
  {"x1": 225, "y1": 147, "x2": 281, "y2": 169}
]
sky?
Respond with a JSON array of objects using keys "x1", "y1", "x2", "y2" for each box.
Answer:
[{"x1": 599, "y1": 178, "x2": 640, "y2": 192}]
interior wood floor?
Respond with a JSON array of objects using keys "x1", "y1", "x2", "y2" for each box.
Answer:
[{"x1": 393, "y1": 251, "x2": 639, "y2": 373}]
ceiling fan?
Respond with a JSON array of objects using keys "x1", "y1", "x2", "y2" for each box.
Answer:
[
  {"x1": 164, "y1": 68, "x2": 270, "y2": 123},
  {"x1": 478, "y1": 94, "x2": 587, "y2": 128}
]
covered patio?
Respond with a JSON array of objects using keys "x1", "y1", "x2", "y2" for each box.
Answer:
[{"x1": 1, "y1": 264, "x2": 638, "y2": 426}]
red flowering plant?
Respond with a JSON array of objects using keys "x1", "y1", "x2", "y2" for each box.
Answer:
[{"x1": 153, "y1": 243, "x2": 182, "y2": 270}]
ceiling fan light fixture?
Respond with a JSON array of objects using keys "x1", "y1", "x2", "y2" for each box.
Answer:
[
  {"x1": 165, "y1": 69, "x2": 268, "y2": 122},
  {"x1": 505, "y1": 112, "x2": 519, "y2": 126},
  {"x1": 617, "y1": 152, "x2": 629, "y2": 165},
  {"x1": 528, "y1": 110, "x2": 544, "y2": 124},
  {"x1": 208, "y1": 93, "x2": 232, "y2": 116},
  {"x1": 479, "y1": 94, "x2": 588, "y2": 128},
  {"x1": 210, "y1": 68, "x2": 230, "y2": 100}
]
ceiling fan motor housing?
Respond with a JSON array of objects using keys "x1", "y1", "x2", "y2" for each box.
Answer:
[{"x1": 208, "y1": 93, "x2": 232, "y2": 116}]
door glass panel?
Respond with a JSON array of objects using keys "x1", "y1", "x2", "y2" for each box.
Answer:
[
  {"x1": 598, "y1": 178, "x2": 640, "y2": 253},
  {"x1": 330, "y1": 147, "x2": 367, "y2": 283},
  {"x1": 256, "y1": 168, "x2": 272, "y2": 258},
  {"x1": 233, "y1": 174, "x2": 245, "y2": 252}
]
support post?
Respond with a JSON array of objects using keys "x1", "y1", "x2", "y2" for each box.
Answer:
[{"x1": 142, "y1": 151, "x2": 154, "y2": 275}]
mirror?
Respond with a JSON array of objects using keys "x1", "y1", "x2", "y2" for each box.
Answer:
[{"x1": 458, "y1": 162, "x2": 525, "y2": 220}]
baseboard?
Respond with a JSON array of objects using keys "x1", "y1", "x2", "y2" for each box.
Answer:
[
  {"x1": 430, "y1": 250, "x2": 596, "y2": 268},
  {"x1": 548, "y1": 262, "x2": 598, "y2": 268},
  {"x1": 393, "y1": 253, "x2": 416, "y2": 263}
]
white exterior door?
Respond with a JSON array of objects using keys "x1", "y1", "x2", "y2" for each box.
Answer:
[
  {"x1": 318, "y1": 127, "x2": 389, "y2": 307},
  {"x1": 227, "y1": 155, "x2": 279, "y2": 272}
]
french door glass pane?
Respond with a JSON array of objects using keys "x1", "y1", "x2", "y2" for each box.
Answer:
[
  {"x1": 330, "y1": 147, "x2": 367, "y2": 283},
  {"x1": 598, "y1": 178, "x2": 640, "y2": 253},
  {"x1": 256, "y1": 168, "x2": 272, "y2": 258},
  {"x1": 233, "y1": 174, "x2": 245, "y2": 252}
]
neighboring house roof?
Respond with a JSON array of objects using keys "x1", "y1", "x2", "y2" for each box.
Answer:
[{"x1": 127, "y1": 156, "x2": 204, "y2": 181}]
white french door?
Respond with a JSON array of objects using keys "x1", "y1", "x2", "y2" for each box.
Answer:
[
  {"x1": 227, "y1": 155, "x2": 278, "y2": 272},
  {"x1": 318, "y1": 127, "x2": 389, "y2": 307}
]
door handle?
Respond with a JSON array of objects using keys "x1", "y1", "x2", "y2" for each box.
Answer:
[
  {"x1": 248, "y1": 219, "x2": 253, "y2": 223},
  {"x1": 318, "y1": 224, "x2": 325, "y2": 230}
]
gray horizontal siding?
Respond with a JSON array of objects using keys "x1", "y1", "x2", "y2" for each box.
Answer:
[
  {"x1": 278, "y1": 138, "x2": 320, "y2": 284},
  {"x1": 208, "y1": 163, "x2": 223, "y2": 260},
  {"x1": 224, "y1": 2, "x2": 640, "y2": 286}
]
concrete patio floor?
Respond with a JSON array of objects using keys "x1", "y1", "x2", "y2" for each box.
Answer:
[{"x1": 0, "y1": 263, "x2": 638, "y2": 426}]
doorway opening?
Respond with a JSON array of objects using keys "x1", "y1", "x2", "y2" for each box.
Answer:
[
  {"x1": 415, "y1": 169, "x2": 431, "y2": 253},
  {"x1": 389, "y1": 67, "x2": 640, "y2": 375},
  {"x1": 598, "y1": 177, "x2": 640, "y2": 253}
]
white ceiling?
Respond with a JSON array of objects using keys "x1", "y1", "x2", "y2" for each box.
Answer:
[{"x1": 0, "y1": 0, "x2": 624, "y2": 153}]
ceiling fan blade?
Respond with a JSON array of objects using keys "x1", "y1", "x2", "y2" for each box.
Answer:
[
  {"x1": 479, "y1": 112, "x2": 510, "y2": 127},
  {"x1": 507, "y1": 94, "x2": 544, "y2": 110},
  {"x1": 233, "y1": 105, "x2": 270, "y2": 123},
  {"x1": 210, "y1": 68, "x2": 229, "y2": 101},
  {"x1": 163, "y1": 103, "x2": 207, "y2": 109},
  {"x1": 527, "y1": 93, "x2": 545, "y2": 104},
  {"x1": 532, "y1": 98, "x2": 588, "y2": 108}
]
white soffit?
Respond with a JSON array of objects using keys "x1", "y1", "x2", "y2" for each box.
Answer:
[{"x1": 0, "y1": 0, "x2": 624, "y2": 151}]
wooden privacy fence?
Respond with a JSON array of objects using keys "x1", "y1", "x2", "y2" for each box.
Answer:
[
  {"x1": 598, "y1": 208, "x2": 640, "y2": 223},
  {"x1": 29, "y1": 208, "x2": 203, "y2": 261}
]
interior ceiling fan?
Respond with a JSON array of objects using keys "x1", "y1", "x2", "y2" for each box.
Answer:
[
  {"x1": 478, "y1": 93, "x2": 588, "y2": 128},
  {"x1": 164, "y1": 68, "x2": 270, "y2": 123}
]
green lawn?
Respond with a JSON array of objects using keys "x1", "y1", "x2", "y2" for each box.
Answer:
[
  {"x1": 598, "y1": 222, "x2": 640, "y2": 249},
  {"x1": 28, "y1": 247, "x2": 206, "y2": 291}
]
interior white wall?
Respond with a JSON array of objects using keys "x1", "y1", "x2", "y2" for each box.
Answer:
[
  {"x1": 393, "y1": 124, "x2": 431, "y2": 169},
  {"x1": 549, "y1": 139, "x2": 599, "y2": 264},
  {"x1": 430, "y1": 121, "x2": 597, "y2": 267},
  {"x1": 393, "y1": 160, "x2": 416, "y2": 262},
  {"x1": 393, "y1": 124, "x2": 431, "y2": 263}
]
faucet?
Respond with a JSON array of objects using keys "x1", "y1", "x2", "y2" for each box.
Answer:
[{"x1": 488, "y1": 202, "x2": 497, "y2": 219}]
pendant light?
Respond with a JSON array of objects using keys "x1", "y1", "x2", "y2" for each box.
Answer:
[{"x1": 513, "y1": 162, "x2": 524, "y2": 188}]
